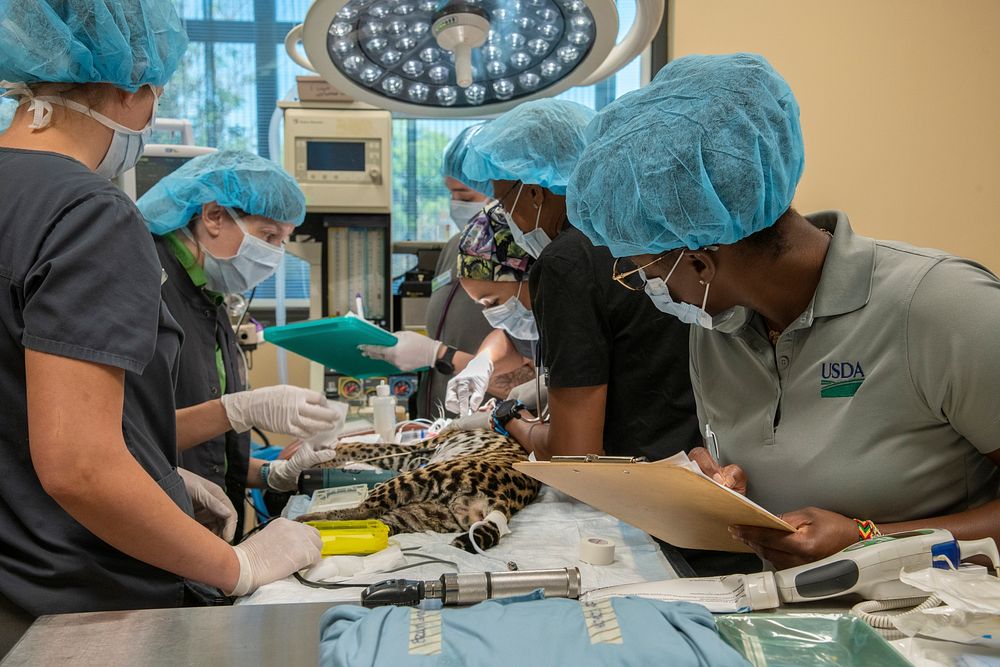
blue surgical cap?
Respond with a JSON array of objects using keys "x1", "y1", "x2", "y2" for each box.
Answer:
[
  {"x1": 0, "y1": 0, "x2": 188, "y2": 92},
  {"x1": 137, "y1": 150, "x2": 307, "y2": 236},
  {"x1": 568, "y1": 53, "x2": 805, "y2": 256},
  {"x1": 442, "y1": 123, "x2": 492, "y2": 195},
  {"x1": 462, "y1": 99, "x2": 595, "y2": 195}
]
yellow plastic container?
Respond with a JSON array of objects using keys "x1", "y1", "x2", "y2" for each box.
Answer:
[{"x1": 304, "y1": 519, "x2": 389, "y2": 556}]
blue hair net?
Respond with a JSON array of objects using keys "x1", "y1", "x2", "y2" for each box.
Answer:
[
  {"x1": 568, "y1": 53, "x2": 804, "y2": 256},
  {"x1": 442, "y1": 123, "x2": 492, "y2": 195},
  {"x1": 0, "y1": 0, "x2": 188, "y2": 92},
  {"x1": 462, "y1": 99, "x2": 595, "y2": 195},
  {"x1": 137, "y1": 150, "x2": 307, "y2": 236}
]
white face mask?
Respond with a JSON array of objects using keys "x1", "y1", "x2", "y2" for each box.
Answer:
[
  {"x1": 493, "y1": 184, "x2": 551, "y2": 258},
  {"x1": 191, "y1": 208, "x2": 285, "y2": 294},
  {"x1": 29, "y1": 86, "x2": 158, "y2": 179},
  {"x1": 450, "y1": 199, "x2": 485, "y2": 226},
  {"x1": 482, "y1": 281, "x2": 538, "y2": 341},
  {"x1": 643, "y1": 253, "x2": 734, "y2": 330}
]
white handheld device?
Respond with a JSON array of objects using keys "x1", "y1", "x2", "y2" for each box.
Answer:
[{"x1": 775, "y1": 528, "x2": 999, "y2": 603}]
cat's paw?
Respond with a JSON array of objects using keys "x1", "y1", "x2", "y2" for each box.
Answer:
[{"x1": 451, "y1": 521, "x2": 501, "y2": 553}]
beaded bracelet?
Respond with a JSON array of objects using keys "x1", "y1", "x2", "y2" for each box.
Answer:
[{"x1": 854, "y1": 518, "x2": 881, "y2": 541}]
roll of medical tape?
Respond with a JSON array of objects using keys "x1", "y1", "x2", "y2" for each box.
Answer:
[{"x1": 579, "y1": 537, "x2": 616, "y2": 566}]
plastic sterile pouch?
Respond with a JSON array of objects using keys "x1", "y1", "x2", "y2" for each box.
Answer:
[
  {"x1": 890, "y1": 565, "x2": 1000, "y2": 647},
  {"x1": 899, "y1": 565, "x2": 1000, "y2": 615}
]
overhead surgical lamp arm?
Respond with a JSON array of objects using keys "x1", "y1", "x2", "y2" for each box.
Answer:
[
  {"x1": 285, "y1": 24, "x2": 315, "y2": 72},
  {"x1": 578, "y1": 0, "x2": 663, "y2": 87}
]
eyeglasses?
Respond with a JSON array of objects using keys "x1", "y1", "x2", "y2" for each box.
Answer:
[
  {"x1": 611, "y1": 246, "x2": 721, "y2": 291},
  {"x1": 611, "y1": 254, "x2": 668, "y2": 291}
]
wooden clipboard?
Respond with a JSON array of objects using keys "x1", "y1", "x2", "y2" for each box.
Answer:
[{"x1": 514, "y1": 458, "x2": 795, "y2": 552}]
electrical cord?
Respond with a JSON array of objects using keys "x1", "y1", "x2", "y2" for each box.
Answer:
[
  {"x1": 467, "y1": 519, "x2": 518, "y2": 571},
  {"x1": 851, "y1": 595, "x2": 942, "y2": 630},
  {"x1": 236, "y1": 287, "x2": 256, "y2": 331},
  {"x1": 854, "y1": 553, "x2": 963, "y2": 630},
  {"x1": 248, "y1": 492, "x2": 270, "y2": 523},
  {"x1": 293, "y1": 553, "x2": 461, "y2": 589},
  {"x1": 237, "y1": 516, "x2": 273, "y2": 544},
  {"x1": 251, "y1": 427, "x2": 271, "y2": 447}
]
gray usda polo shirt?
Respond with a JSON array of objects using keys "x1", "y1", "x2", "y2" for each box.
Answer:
[{"x1": 690, "y1": 211, "x2": 1000, "y2": 522}]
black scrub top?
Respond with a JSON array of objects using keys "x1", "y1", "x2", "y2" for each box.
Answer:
[
  {"x1": 155, "y1": 234, "x2": 250, "y2": 538},
  {"x1": 529, "y1": 226, "x2": 700, "y2": 460},
  {"x1": 0, "y1": 148, "x2": 192, "y2": 617}
]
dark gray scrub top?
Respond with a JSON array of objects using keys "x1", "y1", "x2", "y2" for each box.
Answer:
[
  {"x1": 418, "y1": 232, "x2": 494, "y2": 417},
  {"x1": 155, "y1": 236, "x2": 250, "y2": 539},
  {"x1": 0, "y1": 148, "x2": 193, "y2": 618}
]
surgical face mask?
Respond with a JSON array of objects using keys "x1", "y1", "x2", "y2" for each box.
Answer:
[
  {"x1": 493, "y1": 184, "x2": 551, "y2": 258},
  {"x1": 195, "y1": 208, "x2": 285, "y2": 294},
  {"x1": 450, "y1": 199, "x2": 484, "y2": 226},
  {"x1": 482, "y1": 281, "x2": 538, "y2": 341},
  {"x1": 31, "y1": 86, "x2": 158, "y2": 179},
  {"x1": 643, "y1": 253, "x2": 734, "y2": 330}
]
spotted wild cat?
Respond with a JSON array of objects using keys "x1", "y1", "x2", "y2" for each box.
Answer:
[{"x1": 296, "y1": 429, "x2": 539, "y2": 552}]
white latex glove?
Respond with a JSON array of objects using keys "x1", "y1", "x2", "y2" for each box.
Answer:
[
  {"x1": 445, "y1": 352, "x2": 494, "y2": 416},
  {"x1": 358, "y1": 331, "x2": 442, "y2": 372},
  {"x1": 441, "y1": 410, "x2": 492, "y2": 434},
  {"x1": 303, "y1": 431, "x2": 339, "y2": 452},
  {"x1": 220, "y1": 385, "x2": 344, "y2": 439},
  {"x1": 178, "y1": 468, "x2": 237, "y2": 543},
  {"x1": 299, "y1": 401, "x2": 349, "y2": 450},
  {"x1": 507, "y1": 375, "x2": 547, "y2": 411},
  {"x1": 227, "y1": 518, "x2": 322, "y2": 597},
  {"x1": 264, "y1": 444, "x2": 340, "y2": 492}
]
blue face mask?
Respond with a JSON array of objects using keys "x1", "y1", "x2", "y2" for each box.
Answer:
[
  {"x1": 450, "y1": 199, "x2": 486, "y2": 227},
  {"x1": 491, "y1": 184, "x2": 551, "y2": 259},
  {"x1": 185, "y1": 208, "x2": 285, "y2": 294},
  {"x1": 643, "y1": 253, "x2": 734, "y2": 330},
  {"x1": 32, "y1": 87, "x2": 158, "y2": 179},
  {"x1": 482, "y1": 281, "x2": 538, "y2": 341}
]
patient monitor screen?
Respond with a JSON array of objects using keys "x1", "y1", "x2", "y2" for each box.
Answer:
[
  {"x1": 307, "y1": 141, "x2": 366, "y2": 172},
  {"x1": 134, "y1": 156, "x2": 194, "y2": 199}
]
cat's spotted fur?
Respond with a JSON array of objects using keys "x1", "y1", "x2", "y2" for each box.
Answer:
[{"x1": 296, "y1": 428, "x2": 540, "y2": 552}]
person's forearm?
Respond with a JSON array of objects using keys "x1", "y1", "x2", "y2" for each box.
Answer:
[
  {"x1": 878, "y1": 499, "x2": 1000, "y2": 545},
  {"x1": 480, "y1": 329, "x2": 529, "y2": 375},
  {"x1": 246, "y1": 457, "x2": 265, "y2": 489},
  {"x1": 507, "y1": 410, "x2": 551, "y2": 457},
  {"x1": 39, "y1": 446, "x2": 239, "y2": 592},
  {"x1": 176, "y1": 399, "x2": 233, "y2": 452},
  {"x1": 449, "y1": 349, "x2": 475, "y2": 373},
  {"x1": 487, "y1": 365, "x2": 536, "y2": 400},
  {"x1": 517, "y1": 386, "x2": 607, "y2": 459},
  {"x1": 440, "y1": 345, "x2": 535, "y2": 399}
]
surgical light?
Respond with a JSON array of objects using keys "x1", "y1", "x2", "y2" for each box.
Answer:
[{"x1": 285, "y1": 0, "x2": 664, "y2": 117}]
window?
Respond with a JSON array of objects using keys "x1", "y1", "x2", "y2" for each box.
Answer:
[{"x1": 158, "y1": 0, "x2": 647, "y2": 306}]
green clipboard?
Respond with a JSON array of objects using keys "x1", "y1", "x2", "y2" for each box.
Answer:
[{"x1": 263, "y1": 316, "x2": 421, "y2": 378}]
